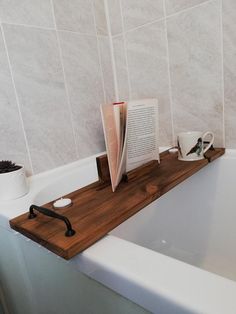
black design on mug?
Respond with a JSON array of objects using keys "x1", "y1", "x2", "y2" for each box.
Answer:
[{"x1": 186, "y1": 138, "x2": 203, "y2": 156}]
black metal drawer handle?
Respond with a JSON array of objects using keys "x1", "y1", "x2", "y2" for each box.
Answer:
[{"x1": 28, "y1": 205, "x2": 76, "y2": 237}]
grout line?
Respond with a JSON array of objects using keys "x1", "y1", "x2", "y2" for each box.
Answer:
[
  {"x1": 220, "y1": 0, "x2": 226, "y2": 147},
  {"x1": 123, "y1": 16, "x2": 165, "y2": 35},
  {"x1": 91, "y1": 0, "x2": 107, "y2": 103},
  {"x1": 166, "y1": 0, "x2": 213, "y2": 19},
  {"x1": 0, "y1": 24, "x2": 34, "y2": 174},
  {"x1": 50, "y1": 0, "x2": 58, "y2": 30},
  {"x1": 50, "y1": 0, "x2": 80, "y2": 158},
  {"x1": 1, "y1": 21, "x2": 97, "y2": 38},
  {"x1": 112, "y1": 32, "x2": 124, "y2": 39},
  {"x1": 105, "y1": 0, "x2": 212, "y2": 38},
  {"x1": 163, "y1": 0, "x2": 175, "y2": 146},
  {"x1": 1, "y1": 21, "x2": 56, "y2": 31},
  {"x1": 96, "y1": 34, "x2": 112, "y2": 39},
  {"x1": 104, "y1": 0, "x2": 119, "y2": 101},
  {"x1": 54, "y1": 28, "x2": 97, "y2": 38},
  {"x1": 119, "y1": 0, "x2": 132, "y2": 100}
]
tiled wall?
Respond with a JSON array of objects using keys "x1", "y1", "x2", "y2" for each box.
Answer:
[
  {"x1": 107, "y1": 0, "x2": 236, "y2": 148},
  {"x1": 1, "y1": 0, "x2": 236, "y2": 175},
  {"x1": 0, "y1": 0, "x2": 114, "y2": 175}
]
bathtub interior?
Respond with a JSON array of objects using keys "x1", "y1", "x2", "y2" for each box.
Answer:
[{"x1": 110, "y1": 158, "x2": 236, "y2": 282}]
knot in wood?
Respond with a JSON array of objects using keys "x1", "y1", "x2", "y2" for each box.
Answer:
[{"x1": 145, "y1": 183, "x2": 158, "y2": 195}]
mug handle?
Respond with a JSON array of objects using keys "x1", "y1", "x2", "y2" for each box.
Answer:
[{"x1": 202, "y1": 131, "x2": 214, "y2": 153}]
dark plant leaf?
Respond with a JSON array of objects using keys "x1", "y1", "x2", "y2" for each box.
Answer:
[{"x1": 0, "y1": 160, "x2": 21, "y2": 174}]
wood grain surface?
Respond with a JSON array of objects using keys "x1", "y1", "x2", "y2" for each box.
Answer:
[{"x1": 10, "y1": 148, "x2": 225, "y2": 259}]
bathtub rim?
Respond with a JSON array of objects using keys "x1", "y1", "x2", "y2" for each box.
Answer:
[{"x1": 74, "y1": 233, "x2": 236, "y2": 314}]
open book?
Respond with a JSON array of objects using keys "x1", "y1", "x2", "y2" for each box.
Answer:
[{"x1": 101, "y1": 98, "x2": 160, "y2": 191}]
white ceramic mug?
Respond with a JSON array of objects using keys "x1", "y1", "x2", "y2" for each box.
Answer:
[{"x1": 177, "y1": 131, "x2": 214, "y2": 161}]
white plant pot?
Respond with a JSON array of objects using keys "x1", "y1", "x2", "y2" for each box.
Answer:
[{"x1": 0, "y1": 165, "x2": 29, "y2": 201}]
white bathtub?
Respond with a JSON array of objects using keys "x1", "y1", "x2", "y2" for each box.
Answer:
[{"x1": 1, "y1": 149, "x2": 236, "y2": 314}]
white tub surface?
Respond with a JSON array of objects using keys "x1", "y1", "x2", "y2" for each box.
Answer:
[{"x1": 1, "y1": 149, "x2": 236, "y2": 314}]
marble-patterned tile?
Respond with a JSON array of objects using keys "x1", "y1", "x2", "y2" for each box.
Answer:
[
  {"x1": 0, "y1": 28, "x2": 31, "y2": 174},
  {"x1": 165, "y1": 0, "x2": 207, "y2": 15},
  {"x1": 167, "y1": 0, "x2": 223, "y2": 146},
  {"x1": 121, "y1": 0, "x2": 164, "y2": 31},
  {"x1": 112, "y1": 35, "x2": 130, "y2": 101},
  {"x1": 59, "y1": 31, "x2": 106, "y2": 158},
  {"x1": 53, "y1": 0, "x2": 95, "y2": 34},
  {"x1": 93, "y1": 0, "x2": 108, "y2": 35},
  {"x1": 3, "y1": 24, "x2": 77, "y2": 173},
  {"x1": 0, "y1": 0, "x2": 54, "y2": 28},
  {"x1": 107, "y1": 0, "x2": 123, "y2": 35},
  {"x1": 223, "y1": 0, "x2": 236, "y2": 148},
  {"x1": 125, "y1": 21, "x2": 173, "y2": 146},
  {"x1": 98, "y1": 36, "x2": 116, "y2": 103}
]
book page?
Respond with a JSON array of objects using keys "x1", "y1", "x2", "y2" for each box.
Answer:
[
  {"x1": 113, "y1": 102, "x2": 126, "y2": 168},
  {"x1": 100, "y1": 104, "x2": 119, "y2": 191},
  {"x1": 125, "y1": 99, "x2": 159, "y2": 172}
]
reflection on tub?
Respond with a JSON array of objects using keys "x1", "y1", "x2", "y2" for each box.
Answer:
[{"x1": 111, "y1": 155, "x2": 236, "y2": 282}]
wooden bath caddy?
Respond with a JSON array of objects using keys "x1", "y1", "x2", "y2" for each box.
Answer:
[{"x1": 10, "y1": 148, "x2": 225, "y2": 260}]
